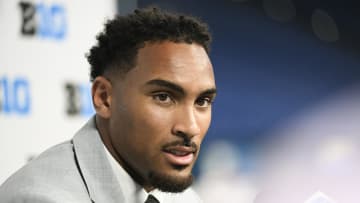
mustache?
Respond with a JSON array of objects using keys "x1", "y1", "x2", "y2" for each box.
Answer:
[{"x1": 162, "y1": 140, "x2": 198, "y2": 152}]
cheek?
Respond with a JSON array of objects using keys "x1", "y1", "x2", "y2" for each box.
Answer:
[
  {"x1": 129, "y1": 104, "x2": 173, "y2": 145},
  {"x1": 196, "y1": 111, "x2": 212, "y2": 144},
  {"x1": 139, "y1": 105, "x2": 172, "y2": 132},
  {"x1": 200, "y1": 110, "x2": 212, "y2": 132}
]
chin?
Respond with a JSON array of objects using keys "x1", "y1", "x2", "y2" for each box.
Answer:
[{"x1": 147, "y1": 169, "x2": 194, "y2": 193}]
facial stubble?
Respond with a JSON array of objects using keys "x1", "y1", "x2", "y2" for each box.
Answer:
[
  {"x1": 149, "y1": 140, "x2": 198, "y2": 192},
  {"x1": 148, "y1": 168, "x2": 194, "y2": 193}
]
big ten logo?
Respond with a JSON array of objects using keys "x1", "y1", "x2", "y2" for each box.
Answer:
[
  {"x1": 18, "y1": 1, "x2": 67, "y2": 40},
  {"x1": 0, "y1": 76, "x2": 31, "y2": 115},
  {"x1": 64, "y1": 82, "x2": 94, "y2": 117}
]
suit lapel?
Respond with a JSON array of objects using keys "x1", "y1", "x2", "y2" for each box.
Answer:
[{"x1": 72, "y1": 117, "x2": 125, "y2": 203}]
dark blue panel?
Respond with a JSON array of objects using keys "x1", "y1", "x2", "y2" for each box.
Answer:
[{"x1": 138, "y1": 0, "x2": 360, "y2": 142}]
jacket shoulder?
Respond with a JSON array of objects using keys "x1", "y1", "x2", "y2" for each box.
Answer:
[{"x1": 0, "y1": 141, "x2": 90, "y2": 203}]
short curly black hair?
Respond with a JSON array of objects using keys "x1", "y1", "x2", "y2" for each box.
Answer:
[{"x1": 86, "y1": 7, "x2": 212, "y2": 81}]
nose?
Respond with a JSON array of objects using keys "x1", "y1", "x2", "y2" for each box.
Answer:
[{"x1": 172, "y1": 106, "x2": 201, "y2": 140}]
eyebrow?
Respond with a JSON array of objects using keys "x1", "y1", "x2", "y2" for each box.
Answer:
[
  {"x1": 145, "y1": 79, "x2": 217, "y2": 96},
  {"x1": 200, "y1": 88, "x2": 217, "y2": 97}
]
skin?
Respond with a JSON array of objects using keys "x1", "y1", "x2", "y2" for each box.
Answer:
[{"x1": 92, "y1": 41, "x2": 216, "y2": 192}]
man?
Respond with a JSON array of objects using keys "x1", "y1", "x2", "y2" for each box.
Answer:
[{"x1": 0, "y1": 7, "x2": 216, "y2": 203}]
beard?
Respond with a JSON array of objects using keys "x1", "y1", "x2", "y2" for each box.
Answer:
[{"x1": 148, "y1": 170, "x2": 194, "y2": 193}]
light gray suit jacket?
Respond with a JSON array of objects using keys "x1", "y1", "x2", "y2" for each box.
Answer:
[{"x1": 0, "y1": 118, "x2": 201, "y2": 203}]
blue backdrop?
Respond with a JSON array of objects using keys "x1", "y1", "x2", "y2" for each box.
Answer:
[{"x1": 136, "y1": 0, "x2": 360, "y2": 173}]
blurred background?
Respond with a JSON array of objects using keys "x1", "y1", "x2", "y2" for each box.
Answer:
[{"x1": 1, "y1": 0, "x2": 359, "y2": 202}]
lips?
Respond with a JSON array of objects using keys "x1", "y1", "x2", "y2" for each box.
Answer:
[{"x1": 163, "y1": 145, "x2": 196, "y2": 166}]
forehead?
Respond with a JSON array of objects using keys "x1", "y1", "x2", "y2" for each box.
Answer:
[
  {"x1": 123, "y1": 41, "x2": 215, "y2": 91},
  {"x1": 138, "y1": 41, "x2": 211, "y2": 70}
]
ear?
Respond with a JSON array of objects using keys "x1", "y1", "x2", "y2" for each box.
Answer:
[{"x1": 92, "y1": 76, "x2": 112, "y2": 119}]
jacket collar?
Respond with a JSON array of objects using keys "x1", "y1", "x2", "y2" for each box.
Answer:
[{"x1": 72, "y1": 117, "x2": 125, "y2": 203}]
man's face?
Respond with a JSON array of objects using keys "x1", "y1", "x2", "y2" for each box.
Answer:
[{"x1": 108, "y1": 41, "x2": 216, "y2": 192}]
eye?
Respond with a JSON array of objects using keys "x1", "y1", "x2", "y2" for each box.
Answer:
[
  {"x1": 153, "y1": 92, "x2": 173, "y2": 104},
  {"x1": 195, "y1": 97, "x2": 213, "y2": 108}
]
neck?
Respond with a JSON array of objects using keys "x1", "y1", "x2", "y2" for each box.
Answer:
[{"x1": 95, "y1": 115, "x2": 155, "y2": 192}]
